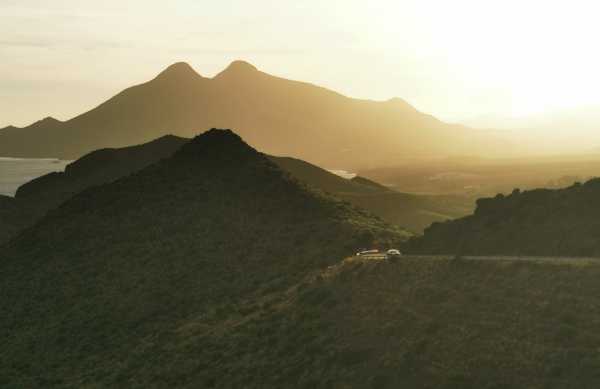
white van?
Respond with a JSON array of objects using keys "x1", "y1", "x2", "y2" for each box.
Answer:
[{"x1": 385, "y1": 249, "x2": 402, "y2": 261}]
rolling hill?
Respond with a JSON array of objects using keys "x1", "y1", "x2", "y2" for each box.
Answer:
[
  {"x1": 0, "y1": 129, "x2": 407, "y2": 387},
  {"x1": 0, "y1": 61, "x2": 507, "y2": 168},
  {"x1": 404, "y1": 179, "x2": 600, "y2": 256}
]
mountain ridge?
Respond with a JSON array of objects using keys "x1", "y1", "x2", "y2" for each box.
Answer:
[{"x1": 0, "y1": 60, "x2": 509, "y2": 168}]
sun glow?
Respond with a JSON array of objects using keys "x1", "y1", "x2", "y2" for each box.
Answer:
[{"x1": 368, "y1": 0, "x2": 600, "y2": 117}]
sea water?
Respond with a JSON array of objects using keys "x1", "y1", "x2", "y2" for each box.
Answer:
[{"x1": 0, "y1": 158, "x2": 70, "y2": 196}]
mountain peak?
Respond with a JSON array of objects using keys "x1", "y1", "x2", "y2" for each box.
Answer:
[
  {"x1": 154, "y1": 62, "x2": 202, "y2": 82},
  {"x1": 175, "y1": 128, "x2": 259, "y2": 163},
  {"x1": 386, "y1": 97, "x2": 418, "y2": 112},
  {"x1": 29, "y1": 116, "x2": 62, "y2": 129},
  {"x1": 214, "y1": 60, "x2": 259, "y2": 79}
]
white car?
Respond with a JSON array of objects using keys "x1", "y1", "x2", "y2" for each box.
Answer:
[
  {"x1": 356, "y1": 249, "x2": 379, "y2": 256},
  {"x1": 386, "y1": 249, "x2": 402, "y2": 260}
]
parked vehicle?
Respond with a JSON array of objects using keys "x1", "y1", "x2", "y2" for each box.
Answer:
[
  {"x1": 356, "y1": 249, "x2": 379, "y2": 256},
  {"x1": 385, "y1": 249, "x2": 402, "y2": 261}
]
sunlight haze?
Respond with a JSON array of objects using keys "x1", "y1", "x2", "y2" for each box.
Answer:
[{"x1": 1, "y1": 0, "x2": 599, "y2": 129}]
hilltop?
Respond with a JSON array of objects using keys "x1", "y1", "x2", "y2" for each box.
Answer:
[
  {"x1": 404, "y1": 179, "x2": 600, "y2": 256},
  {"x1": 0, "y1": 60, "x2": 507, "y2": 168},
  {"x1": 0, "y1": 129, "x2": 407, "y2": 387}
]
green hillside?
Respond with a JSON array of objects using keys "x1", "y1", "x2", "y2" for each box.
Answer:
[
  {"x1": 405, "y1": 180, "x2": 600, "y2": 256},
  {"x1": 0, "y1": 129, "x2": 407, "y2": 387}
]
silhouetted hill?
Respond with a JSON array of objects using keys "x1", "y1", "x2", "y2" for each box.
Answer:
[
  {"x1": 0, "y1": 135, "x2": 187, "y2": 245},
  {"x1": 0, "y1": 129, "x2": 407, "y2": 387},
  {"x1": 0, "y1": 61, "x2": 507, "y2": 168},
  {"x1": 0, "y1": 134, "x2": 464, "y2": 247},
  {"x1": 405, "y1": 179, "x2": 600, "y2": 256},
  {"x1": 270, "y1": 156, "x2": 385, "y2": 194},
  {"x1": 15, "y1": 134, "x2": 187, "y2": 210}
]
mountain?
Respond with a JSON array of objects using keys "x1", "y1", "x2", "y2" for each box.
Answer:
[
  {"x1": 404, "y1": 179, "x2": 600, "y2": 256},
  {"x1": 0, "y1": 135, "x2": 467, "y2": 247},
  {"x1": 0, "y1": 129, "x2": 407, "y2": 387},
  {"x1": 0, "y1": 61, "x2": 507, "y2": 168}
]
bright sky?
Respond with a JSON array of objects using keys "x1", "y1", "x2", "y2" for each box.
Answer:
[{"x1": 1, "y1": 0, "x2": 600, "y2": 128}]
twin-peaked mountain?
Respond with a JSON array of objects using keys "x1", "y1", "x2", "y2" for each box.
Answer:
[{"x1": 0, "y1": 61, "x2": 506, "y2": 168}]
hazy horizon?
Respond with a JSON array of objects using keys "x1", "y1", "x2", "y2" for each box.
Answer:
[{"x1": 2, "y1": 0, "x2": 600, "y2": 129}]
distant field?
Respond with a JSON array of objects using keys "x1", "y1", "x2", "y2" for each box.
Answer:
[{"x1": 360, "y1": 154, "x2": 600, "y2": 196}]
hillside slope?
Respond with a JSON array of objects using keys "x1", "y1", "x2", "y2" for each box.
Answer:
[
  {"x1": 271, "y1": 156, "x2": 472, "y2": 232},
  {"x1": 0, "y1": 129, "x2": 407, "y2": 387},
  {"x1": 0, "y1": 61, "x2": 506, "y2": 168},
  {"x1": 404, "y1": 180, "x2": 600, "y2": 256}
]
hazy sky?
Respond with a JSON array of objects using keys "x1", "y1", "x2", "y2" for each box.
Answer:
[{"x1": 2, "y1": 0, "x2": 600, "y2": 128}]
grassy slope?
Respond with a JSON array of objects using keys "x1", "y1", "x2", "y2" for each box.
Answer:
[
  {"x1": 0, "y1": 129, "x2": 407, "y2": 387},
  {"x1": 140, "y1": 257, "x2": 600, "y2": 389},
  {"x1": 10, "y1": 254, "x2": 600, "y2": 388}
]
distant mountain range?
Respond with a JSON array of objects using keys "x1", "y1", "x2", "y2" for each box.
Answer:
[
  {"x1": 405, "y1": 180, "x2": 600, "y2": 256},
  {"x1": 0, "y1": 60, "x2": 508, "y2": 168}
]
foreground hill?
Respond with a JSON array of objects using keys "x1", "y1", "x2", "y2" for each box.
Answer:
[
  {"x1": 0, "y1": 129, "x2": 407, "y2": 387},
  {"x1": 405, "y1": 179, "x2": 600, "y2": 256},
  {"x1": 0, "y1": 61, "x2": 506, "y2": 168}
]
